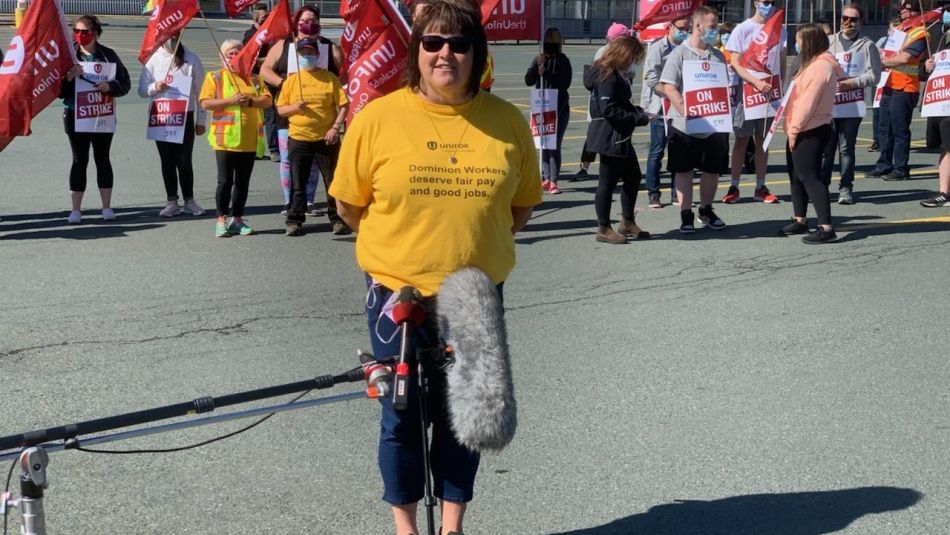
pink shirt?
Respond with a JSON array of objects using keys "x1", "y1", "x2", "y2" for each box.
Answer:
[{"x1": 784, "y1": 53, "x2": 842, "y2": 147}]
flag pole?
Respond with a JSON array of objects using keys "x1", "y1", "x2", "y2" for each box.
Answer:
[
  {"x1": 198, "y1": 7, "x2": 242, "y2": 90},
  {"x1": 161, "y1": 34, "x2": 183, "y2": 86}
]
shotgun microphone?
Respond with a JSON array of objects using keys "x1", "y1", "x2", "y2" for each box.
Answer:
[{"x1": 437, "y1": 268, "x2": 517, "y2": 452}]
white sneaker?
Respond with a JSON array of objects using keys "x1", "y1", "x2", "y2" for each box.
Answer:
[
  {"x1": 159, "y1": 201, "x2": 182, "y2": 218},
  {"x1": 102, "y1": 208, "x2": 116, "y2": 221},
  {"x1": 182, "y1": 199, "x2": 205, "y2": 216},
  {"x1": 67, "y1": 210, "x2": 82, "y2": 224}
]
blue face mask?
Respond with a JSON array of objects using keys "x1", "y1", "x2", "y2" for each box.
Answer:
[
  {"x1": 298, "y1": 55, "x2": 318, "y2": 70},
  {"x1": 943, "y1": 11, "x2": 950, "y2": 25},
  {"x1": 701, "y1": 29, "x2": 720, "y2": 46},
  {"x1": 672, "y1": 30, "x2": 689, "y2": 44},
  {"x1": 720, "y1": 32, "x2": 730, "y2": 46},
  {"x1": 757, "y1": 3, "x2": 775, "y2": 18}
]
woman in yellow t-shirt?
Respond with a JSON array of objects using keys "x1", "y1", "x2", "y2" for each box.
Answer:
[
  {"x1": 329, "y1": 1, "x2": 541, "y2": 533},
  {"x1": 275, "y1": 39, "x2": 349, "y2": 237},
  {"x1": 198, "y1": 39, "x2": 272, "y2": 238}
]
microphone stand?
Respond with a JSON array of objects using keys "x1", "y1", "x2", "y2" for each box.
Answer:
[{"x1": 390, "y1": 287, "x2": 437, "y2": 535}]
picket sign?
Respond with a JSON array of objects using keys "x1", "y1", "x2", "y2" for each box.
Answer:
[
  {"x1": 873, "y1": 29, "x2": 905, "y2": 109},
  {"x1": 832, "y1": 49, "x2": 868, "y2": 119},
  {"x1": 742, "y1": 70, "x2": 783, "y2": 120},
  {"x1": 681, "y1": 59, "x2": 732, "y2": 134},
  {"x1": 922, "y1": 49, "x2": 950, "y2": 117},
  {"x1": 287, "y1": 42, "x2": 330, "y2": 74},
  {"x1": 530, "y1": 88, "x2": 557, "y2": 150},
  {"x1": 762, "y1": 80, "x2": 795, "y2": 151},
  {"x1": 146, "y1": 71, "x2": 192, "y2": 144},
  {"x1": 75, "y1": 61, "x2": 117, "y2": 133}
]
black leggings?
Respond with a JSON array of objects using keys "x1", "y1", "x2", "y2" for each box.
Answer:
[
  {"x1": 595, "y1": 154, "x2": 641, "y2": 227},
  {"x1": 156, "y1": 112, "x2": 196, "y2": 201},
  {"x1": 787, "y1": 124, "x2": 833, "y2": 227},
  {"x1": 214, "y1": 151, "x2": 256, "y2": 217},
  {"x1": 286, "y1": 137, "x2": 339, "y2": 225},
  {"x1": 64, "y1": 112, "x2": 114, "y2": 192}
]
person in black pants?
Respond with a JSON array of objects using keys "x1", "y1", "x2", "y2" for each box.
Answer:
[
  {"x1": 782, "y1": 24, "x2": 841, "y2": 244},
  {"x1": 525, "y1": 27, "x2": 572, "y2": 194},
  {"x1": 583, "y1": 36, "x2": 651, "y2": 244},
  {"x1": 60, "y1": 15, "x2": 131, "y2": 224}
]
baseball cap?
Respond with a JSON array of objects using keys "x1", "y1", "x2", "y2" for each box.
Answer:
[
  {"x1": 606, "y1": 22, "x2": 631, "y2": 41},
  {"x1": 898, "y1": 0, "x2": 922, "y2": 11}
]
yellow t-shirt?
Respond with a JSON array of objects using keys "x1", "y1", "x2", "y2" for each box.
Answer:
[
  {"x1": 330, "y1": 87, "x2": 542, "y2": 297},
  {"x1": 276, "y1": 69, "x2": 349, "y2": 142},
  {"x1": 198, "y1": 70, "x2": 270, "y2": 152}
]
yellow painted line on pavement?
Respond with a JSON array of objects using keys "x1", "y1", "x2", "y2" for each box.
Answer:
[{"x1": 890, "y1": 215, "x2": 950, "y2": 224}]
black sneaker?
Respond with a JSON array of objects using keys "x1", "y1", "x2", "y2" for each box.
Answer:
[
  {"x1": 573, "y1": 168, "x2": 589, "y2": 181},
  {"x1": 648, "y1": 192, "x2": 662, "y2": 208},
  {"x1": 921, "y1": 191, "x2": 950, "y2": 207},
  {"x1": 698, "y1": 205, "x2": 727, "y2": 229},
  {"x1": 866, "y1": 167, "x2": 889, "y2": 178},
  {"x1": 781, "y1": 220, "x2": 808, "y2": 235},
  {"x1": 679, "y1": 209, "x2": 695, "y2": 234},
  {"x1": 882, "y1": 170, "x2": 909, "y2": 181},
  {"x1": 868, "y1": 141, "x2": 879, "y2": 152},
  {"x1": 802, "y1": 227, "x2": 837, "y2": 244}
]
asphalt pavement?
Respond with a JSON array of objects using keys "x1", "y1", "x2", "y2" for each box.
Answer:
[{"x1": 1, "y1": 18, "x2": 949, "y2": 534}]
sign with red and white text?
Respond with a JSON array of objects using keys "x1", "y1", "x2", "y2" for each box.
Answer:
[
  {"x1": 873, "y1": 30, "x2": 904, "y2": 109},
  {"x1": 681, "y1": 60, "x2": 731, "y2": 134},
  {"x1": 922, "y1": 49, "x2": 950, "y2": 117},
  {"x1": 485, "y1": 0, "x2": 542, "y2": 41},
  {"x1": 762, "y1": 80, "x2": 795, "y2": 150},
  {"x1": 832, "y1": 50, "x2": 868, "y2": 119},
  {"x1": 146, "y1": 71, "x2": 192, "y2": 143},
  {"x1": 634, "y1": 0, "x2": 702, "y2": 30},
  {"x1": 530, "y1": 88, "x2": 557, "y2": 149},
  {"x1": 742, "y1": 71, "x2": 782, "y2": 120},
  {"x1": 74, "y1": 61, "x2": 116, "y2": 133}
]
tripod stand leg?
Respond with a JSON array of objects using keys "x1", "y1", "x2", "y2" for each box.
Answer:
[{"x1": 417, "y1": 363, "x2": 437, "y2": 535}]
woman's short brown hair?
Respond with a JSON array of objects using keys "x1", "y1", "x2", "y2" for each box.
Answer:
[
  {"x1": 402, "y1": 0, "x2": 488, "y2": 96},
  {"x1": 592, "y1": 35, "x2": 645, "y2": 82},
  {"x1": 75, "y1": 14, "x2": 102, "y2": 36}
]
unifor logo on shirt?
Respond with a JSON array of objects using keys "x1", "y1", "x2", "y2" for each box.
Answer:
[
  {"x1": 427, "y1": 141, "x2": 438, "y2": 150},
  {"x1": 702, "y1": 61, "x2": 710, "y2": 71}
]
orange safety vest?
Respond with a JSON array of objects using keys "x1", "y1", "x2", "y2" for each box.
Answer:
[
  {"x1": 480, "y1": 50, "x2": 494, "y2": 91},
  {"x1": 208, "y1": 71, "x2": 266, "y2": 155},
  {"x1": 888, "y1": 26, "x2": 928, "y2": 93}
]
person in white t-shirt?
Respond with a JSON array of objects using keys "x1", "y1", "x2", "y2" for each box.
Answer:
[{"x1": 723, "y1": 0, "x2": 786, "y2": 205}]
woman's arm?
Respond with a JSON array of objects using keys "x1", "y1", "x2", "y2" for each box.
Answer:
[
  {"x1": 107, "y1": 49, "x2": 132, "y2": 97},
  {"x1": 336, "y1": 200, "x2": 364, "y2": 232},
  {"x1": 260, "y1": 40, "x2": 286, "y2": 88},
  {"x1": 511, "y1": 206, "x2": 533, "y2": 234}
]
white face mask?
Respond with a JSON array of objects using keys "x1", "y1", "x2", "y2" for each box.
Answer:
[{"x1": 163, "y1": 37, "x2": 179, "y2": 51}]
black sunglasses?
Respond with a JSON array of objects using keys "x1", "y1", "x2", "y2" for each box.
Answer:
[
  {"x1": 420, "y1": 35, "x2": 472, "y2": 54},
  {"x1": 841, "y1": 15, "x2": 860, "y2": 23},
  {"x1": 73, "y1": 28, "x2": 92, "y2": 35}
]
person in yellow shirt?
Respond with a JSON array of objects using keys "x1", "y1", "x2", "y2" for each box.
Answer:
[
  {"x1": 329, "y1": 1, "x2": 540, "y2": 533},
  {"x1": 276, "y1": 40, "x2": 349, "y2": 236},
  {"x1": 199, "y1": 39, "x2": 272, "y2": 238}
]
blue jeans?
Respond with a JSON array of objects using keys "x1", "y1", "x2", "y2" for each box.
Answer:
[
  {"x1": 364, "y1": 277, "x2": 485, "y2": 505},
  {"x1": 820, "y1": 117, "x2": 862, "y2": 190},
  {"x1": 875, "y1": 88, "x2": 918, "y2": 174},
  {"x1": 645, "y1": 118, "x2": 668, "y2": 194}
]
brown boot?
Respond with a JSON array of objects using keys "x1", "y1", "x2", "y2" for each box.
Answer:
[
  {"x1": 618, "y1": 218, "x2": 651, "y2": 240},
  {"x1": 596, "y1": 225, "x2": 628, "y2": 244}
]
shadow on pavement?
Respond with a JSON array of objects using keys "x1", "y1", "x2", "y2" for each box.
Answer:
[
  {"x1": 549, "y1": 486, "x2": 922, "y2": 535},
  {"x1": 0, "y1": 223, "x2": 165, "y2": 240},
  {"x1": 850, "y1": 188, "x2": 933, "y2": 205}
]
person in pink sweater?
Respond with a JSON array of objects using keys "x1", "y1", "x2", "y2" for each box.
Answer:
[{"x1": 782, "y1": 24, "x2": 843, "y2": 244}]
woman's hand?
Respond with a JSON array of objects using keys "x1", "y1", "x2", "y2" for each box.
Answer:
[
  {"x1": 291, "y1": 101, "x2": 307, "y2": 113},
  {"x1": 926, "y1": 58, "x2": 936, "y2": 73},
  {"x1": 754, "y1": 77, "x2": 773, "y2": 95},
  {"x1": 230, "y1": 92, "x2": 249, "y2": 106},
  {"x1": 66, "y1": 64, "x2": 83, "y2": 82},
  {"x1": 95, "y1": 82, "x2": 111, "y2": 92},
  {"x1": 195, "y1": 125, "x2": 206, "y2": 136},
  {"x1": 325, "y1": 126, "x2": 340, "y2": 145},
  {"x1": 154, "y1": 80, "x2": 169, "y2": 92},
  {"x1": 535, "y1": 55, "x2": 546, "y2": 76}
]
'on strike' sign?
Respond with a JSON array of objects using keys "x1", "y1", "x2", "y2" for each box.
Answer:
[
  {"x1": 682, "y1": 59, "x2": 732, "y2": 135},
  {"x1": 922, "y1": 49, "x2": 950, "y2": 118}
]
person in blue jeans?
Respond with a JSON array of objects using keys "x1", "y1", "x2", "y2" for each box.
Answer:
[{"x1": 641, "y1": 19, "x2": 690, "y2": 208}]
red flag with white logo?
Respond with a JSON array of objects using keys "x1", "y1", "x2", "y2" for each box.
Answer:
[
  {"x1": 138, "y1": 0, "x2": 201, "y2": 64},
  {"x1": 229, "y1": 0, "x2": 292, "y2": 79},
  {"x1": 341, "y1": 0, "x2": 399, "y2": 74},
  {"x1": 0, "y1": 0, "x2": 76, "y2": 151},
  {"x1": 484, "y1": 0, "x2": 542, "y2": 40},
  {"x1": 739, "y1": 8, "x2": 784, "y2": 74},
  {"x1": 225, "y1": 0, "x2": 259, "y2": 17},
  {"x1": 633, "y1": 0, "x2": 703, "y2": 31}
]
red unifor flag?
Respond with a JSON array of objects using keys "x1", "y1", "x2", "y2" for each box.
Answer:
[
  {"x1": 633, "y1": 0, "x2": 703, "y2": 31},
  {"x1": 139, "y1": 0, "x2": 201, "y2": 64},
  {"x1": 230, "y1": 0, "x2": 292, "y2": 79},
  {"x1": 0, "y1": 0, "x2": 76, "y2": 151},
  {"x1": 341, "y1": 0, "x2": 410, "y2": 121},
  {"x1": 739, "y1": 8, "x2": 784, "y2": 74},
  {"x1": 397, "y1": 0, "x2": 502, "y2": 26},
  {"x1": 484, "y1": 0, "x2": 542, "y2": 40},
  {"x1": 342, "y1": 0, "x2": 401, "y2": 74},
  {"x1": 899, "y1": 8, "x2": 942, "y2": 32},
  {"x1": 225, "y1": 0, "x2": 259, "y2": 18}
]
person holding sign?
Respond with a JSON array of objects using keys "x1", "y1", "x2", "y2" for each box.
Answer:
[
  {"x1": 525, "y1": 27, "x2": 572, "y2": 194},
  {"x1": 584, "y1": 35, "x2": 651, "y2": 244},
  {"x1": 60, "y1": 15, "x2": 131, "y2": 224},
  {"x1": 138, "y1": 33, "x2": 207, "y2": 218},
  {"x1": 330, "y1": 2, "x2": 540, "y2": 532},
  {"x1": 276, "y1": 39, "x2": 349, "y2": 237},
  {"x1": 199, "y1": 40, "x2": 272, "y2": 238},
  {"x1": 869, "y1": 0, "x2": 929, "y2": 182},
  {"x1": 782, "y1": 24, "x2": 842, "y2": 244},
  {"x1": 920, "y1": 9, "x2": 950, "y2": 208},
  {"x1": 723, "y1": 0, "x2": 786, "y2": 204},
  {"x1": 655, "y1": 5, "x2": 731, "y2": 235},
  {"x1": 819, "y1": 3, "x2": 882, "y2": 205}
]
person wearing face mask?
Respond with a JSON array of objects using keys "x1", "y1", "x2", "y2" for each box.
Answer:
[
  {"x1": 640, "y1": 19, "x2": 689, "y2": 209},
  {"x1": 60, "y1": 14, "x2": 131, "y2": 225},
  {"x1": 818, "y1": 3, "x2": 881, "y2": 206},
  {"x1": 525, "y1": 27, "x2": 572, "y2": 194},
  {"x1": 781, "y1": 24, "x2": 842, "y2": 244},
  {"x1": 138, "y1": 33, "x2": 208, "y2": 218},
  {"x1": 261, "y1": 6, "x2": 350, "y2": 233},
  {"x1": 243, "y1": 3, "x2": 279, "y2": 160},
  {"x1": 723, "y1": 0, "x2": 786, "y2": 205},
  {"x1": 276, "y1": 40, "x2": 349, "y2": 236},
  {"x1": 868, "y1": 0, "x2": 929, "y2": 181},
  {"x1": 870, "y1": 19, "x2": 901, "y2": 153},
  {"x1": 199, "y1": 40, "x2": 272, "y2": 238},
  {"x1": 655, "y1": 5, "x2": 730, "y2": 234}
]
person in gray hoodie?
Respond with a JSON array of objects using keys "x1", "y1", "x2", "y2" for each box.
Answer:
[{"x1": 819, "y1": 2, "x2": 882, "y2": 205}]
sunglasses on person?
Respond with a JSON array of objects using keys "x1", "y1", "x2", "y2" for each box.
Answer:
[
  {"x1": 841, "y1": 15, "x2": 860, "y2": 23},
  {"x1": 420, "y1": 35, "x2": 472, "y2": 54},
  {"x1": 73, "y1": 28, "x2": 92, "y2": 35}
]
